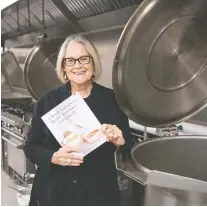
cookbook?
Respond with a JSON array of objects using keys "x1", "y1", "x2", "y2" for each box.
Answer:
[{"x1": 41, "y1": 93, "x2": 106, "y2": 156}]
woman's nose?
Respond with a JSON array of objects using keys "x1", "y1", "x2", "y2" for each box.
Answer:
[{"x1": 73, "y1": 60, "x2": 81, "y2": 68}]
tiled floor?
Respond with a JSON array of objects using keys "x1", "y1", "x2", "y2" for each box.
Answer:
[{"x1": 1, "y1": 170, "x2": 18, "y2": 206}]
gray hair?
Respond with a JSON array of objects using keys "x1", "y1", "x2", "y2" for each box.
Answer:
[{"x1": 56, "y1": 34, "x2": 102, "y2": 83}]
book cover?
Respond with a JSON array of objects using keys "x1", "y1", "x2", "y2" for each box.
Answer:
[{"x1": 41, "y1": 93, "x2": 106, "y2": 156}]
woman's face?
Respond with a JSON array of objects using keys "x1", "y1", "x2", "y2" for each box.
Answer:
[{"x1": 63, "y1": 41, "x2": 94, "y2": 85}]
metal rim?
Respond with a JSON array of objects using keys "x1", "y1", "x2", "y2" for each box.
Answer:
[
  {"x1": 24, "y1": 43, "x2": 41, "y2": 100},
  {"x1": 131, "y1": 135, "x2": 207, "y2": 174}
]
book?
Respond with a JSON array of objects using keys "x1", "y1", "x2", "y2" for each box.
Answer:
[{"x1": 41, "y1": 93, "x2": 106, "y2": 156}]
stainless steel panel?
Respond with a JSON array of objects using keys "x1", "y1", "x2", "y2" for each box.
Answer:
[
  {"x1": 144, "y1": 171, "x2": 207, "y2": 205},
  {"x1": 2, "y1": 136, "x2": 24, "y2": 149},
  {"x1": 3, "y1": 132, "x2": 35, "y2": 177},
  {"x1": 1, "y1": 91, "x2": 32, "y2": 100},
  {"x1": 1, "y1": 51, "x2": 28, "y2": 91},
  {"x1": 113, "y1": 0, "x2": 207, "y2": 127},
  {"x1": 42, "y1": 0, "x2": 68, "y2": 24},
  {"x1": 2, "y1": 0, "x2": 141, "y2": 38},
  {"x1": 6, "y1": 135, "x2": 26, "y2": 176},
  {"x1": 2, "y1": 128, "x2": 25, "y2": 141},
  {"x1": 1, "y1": 69, "x2": 13, "y2": 92},
  {"x1": 145, "y1": 182, "x2": 207, "y2": 205}
]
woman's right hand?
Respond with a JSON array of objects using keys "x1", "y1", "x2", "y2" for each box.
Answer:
[{"x1": 51, "y1": 145, "x2": 84, "y2": 166}]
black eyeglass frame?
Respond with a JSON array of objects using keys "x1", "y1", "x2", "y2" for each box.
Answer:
[{"x1": 63, "y1": 55, "x2": 92, "y2": 67}]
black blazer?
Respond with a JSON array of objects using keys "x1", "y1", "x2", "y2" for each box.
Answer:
[{"x1": 24, "y1": 82, "x2": 131, "y2": 206}]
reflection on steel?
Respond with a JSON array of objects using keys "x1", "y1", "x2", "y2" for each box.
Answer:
[{"x1": 113, "y1": 0, "x2": 207, "y2": 127}]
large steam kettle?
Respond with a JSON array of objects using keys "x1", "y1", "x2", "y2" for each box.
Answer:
[{"x1": 112, "y1": 0, "x2": 207, "y2": 205}]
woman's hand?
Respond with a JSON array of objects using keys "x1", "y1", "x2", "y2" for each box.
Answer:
[
  {"x1": 51, "y1": 145, "x2": 84, "y2": 166},
  {"x1": 102, "y1": 124, "x2": 125, "y2": 147}
]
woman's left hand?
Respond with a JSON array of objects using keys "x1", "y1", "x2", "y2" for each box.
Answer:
[{"x1": 102, "y1": 124, "x2": 125, "y2": 147}]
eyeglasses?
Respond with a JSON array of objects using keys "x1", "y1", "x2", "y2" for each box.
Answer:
[{"x1": 63, "y1": 56, "x2": 91, "y2": 67}]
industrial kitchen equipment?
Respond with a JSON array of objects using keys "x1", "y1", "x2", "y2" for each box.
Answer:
[
  {"x1": 113, "y1": 0, "x2": 207, "y2": 205},
  {"x1": 2, "y1": 0, "x2": 207, "y2": 205},
  {"x1": 1, "y1": 51, "x2": 36, "y2": 183}
]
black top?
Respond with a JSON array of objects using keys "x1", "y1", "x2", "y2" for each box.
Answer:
[{"x1": 23, "y1": 82, "x2": 131, "y2": 206}]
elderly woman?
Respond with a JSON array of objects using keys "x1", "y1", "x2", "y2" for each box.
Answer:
[{"x1": 24, "y1": 34, "x2": 131, "y2": 206}]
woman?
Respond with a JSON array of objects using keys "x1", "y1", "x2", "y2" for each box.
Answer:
[{"x1": 24, "y1": 34, "x2": 131, "y2": 206}]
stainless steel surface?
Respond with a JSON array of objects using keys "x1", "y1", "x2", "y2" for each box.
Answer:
[
  {"x1": 144, "y1": 171, "x2": 207, "y2": 205},
  {"x1": 115, "y1": 145, "x2": 149, "y2": 185},
  {"x1": 1, "y1": 112, "x2": 25, "y2": 128},
  {"x1": 113, "y1": 0, "x2": 207, "y2": 127},
  {"x1": 6, "y1": 134, "x2": 33, "y2": 177},
  {"x1": 1, "y1": 66, "x2": 13, "y2": 92},
  {"x1": 1, "y1": 91, "x2": 32, "y2": 100},
  {"x1": 131, "y1": 136, "x2": 207, "y2": 182},
  {"x1": 1, "y1": 51, "x2": 28, "y2": 91},
  {"x1": 146, "y1": 171, "x2": 207, "y2": 195},
  {"x1": 1, "y1": 129, "x2": 35, "y2": 180},
  {"x1": 51, "y1": 0, "x2": 83, "y2": 32},
  {"x1": 24, "y1": 38, "x2": 64, "y2": 100},
  {"x1": 2, "y1": 128, "x2": 25, "y2": 142},
  {"x1": 1, "y1": 49, "x2": 32, "y2": 99},
  {"x1": 1, "y1": 102, "x2": 36, "y2": 180},
  {"x1": 2, "y1": 136, "x2": 24, "y2": 149},
  {"x1": 116, "y1": 136, "x2": 207, "y2": 205},
  {"x1": 4, "y1": 15, "x2": 207, "y2": 126},
  {"x1": 188, "y1": 107, "x2": 207, "y2": 126},
  {"x1": 1, "y1": 0, "x2": 140, "y2": 38}
]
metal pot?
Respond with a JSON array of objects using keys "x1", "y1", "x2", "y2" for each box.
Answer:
[
  {"x1": 113, "y1": 0, "x2": 207, "y2": 205},
  {"x1": 116, "y1": 136, "x2": 207, "y2": 205},
  {"x1": 24, "y1": 38, "x2": 65, "y2": 100}
]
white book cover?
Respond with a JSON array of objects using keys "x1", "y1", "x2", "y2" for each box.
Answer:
[{"x1": 41, "y1": 93, "x2": 106, "y2": 157}]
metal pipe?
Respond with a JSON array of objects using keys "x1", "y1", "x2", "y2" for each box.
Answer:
[{"x1": 129, "y1": 120, "x2": 207, "y2": 136}]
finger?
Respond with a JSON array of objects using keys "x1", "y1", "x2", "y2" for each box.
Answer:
[
  {"x1": 104, "y1": 130, "x2": 114, "y2": 141},
  {"x1": 101, "y1": 124, "x2": 108, "y2": 131},
  {"x1": 112, "y1": 127, "x2": 122, "y2": 137},
  {"x1": 58, "y1": 157, "x2": 69, "y2": 166},
  {"x1": 69, "y1": 163, "x2": 81, "y2": 166},
  {"x1": 68, "y1": 153, "x2": 84, "y2": 161},
  {"x1": 110, "y1": 134, "x2": 119, "y2": 142},
  {"x1": 118, "y1": 138, "x2": 125, "y2": 145},
  {"x1": 57, "y1": 151, "x2": 83, "y2": 162},
  {"x1": 64, "y1": 157, "x2": 83, "y2": 166},
  {"x1": 62, "y1": 145, "x2": 80, "y2": 153},
  {"x1": 57, "y1": 151, "x2": 70, "y2": 157},
  {"x1": 106, "y1": 128, "x2": 113, "y2": 134},
  {"x1": 69, "y1": 159, "x2": 84, "y2": 165}
]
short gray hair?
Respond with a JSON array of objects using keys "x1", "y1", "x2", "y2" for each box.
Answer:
[{"x1": 56, "y1": 34, "x2": 102, "y2": 83}]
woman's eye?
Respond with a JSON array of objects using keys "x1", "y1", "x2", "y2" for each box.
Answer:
[
  {"x1": 80, "y1": 57, "x2": 87, "y2": 61},
  {"x1": 66, "y1": 59, "x2": 74, "y2": 63}
]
